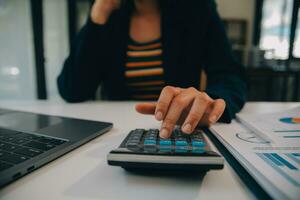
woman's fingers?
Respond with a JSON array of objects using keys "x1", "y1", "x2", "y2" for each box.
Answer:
[
  {"x1": 181, "y1": 93, "x2": 212, "y2": 134},
  {"x1": 135, "y1": 86, "x2": 226, "y2": 139},
  {"x1": 160, "y1": 88, "x2": 198, "y2": 138},
  {"x1": 208, "y1": 99, "x2": 226, "y2": 124},
  {"x1": 135, "y1": 86, "x2": 181, "y2": 116},
  {"x1": 197, "y1": 99, "x2": 226, "y2": 126},
  {"x1": 135, "y1": 102, "x2": 156, "y2": 115},
  {"x1": 155, "y1": 86, "x2": 181, "y2": 121}
]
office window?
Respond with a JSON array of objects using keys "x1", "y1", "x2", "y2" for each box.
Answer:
[
  {"x1": 43, "y1": 0, "x2": 69, "y2": 100},
  {"x1": 293, "y1": 9, "x2": 300, "y2": 58},
  {"x1": 0, "y1": 0, "x2": 36, "y2": 100},
  {"x1": 43, "y1": 0, "x2": 90, "y2": 100},
  {"x1": 259, "y1": 0, "x2": 293, "y2": 60}
]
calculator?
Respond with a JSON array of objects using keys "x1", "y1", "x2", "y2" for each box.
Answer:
[{"x1": 107, "y1": 127, "x2": 224, "y2": 171}]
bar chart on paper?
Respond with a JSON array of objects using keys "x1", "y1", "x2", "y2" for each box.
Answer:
[
  {"x1": 257, "y1": 153, "x2": 300, "y2": 188},
  {"x1": 210, "y1": 120, "x2": 300, "y2": 200}
]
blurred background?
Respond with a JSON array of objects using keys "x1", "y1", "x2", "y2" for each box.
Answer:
[{"x1": 0, "y1": 0, "x2": 299, "y2": 102}]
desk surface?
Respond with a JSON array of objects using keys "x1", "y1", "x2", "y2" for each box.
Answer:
[{"x1": 0, "y1": 101, "x2": 299, "y2": 200}]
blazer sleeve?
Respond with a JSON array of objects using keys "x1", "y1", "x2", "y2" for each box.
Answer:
[
  {"x1": 57, "y1": 16, "x2": 113, "y2": 102},
  {"x1": 203, "y1": 0, "x2": 248, "y2": 123}
]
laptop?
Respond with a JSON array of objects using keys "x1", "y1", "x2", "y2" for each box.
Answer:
[{"x1": 0, "y1": 108, "x2": 113, "y2": 187}]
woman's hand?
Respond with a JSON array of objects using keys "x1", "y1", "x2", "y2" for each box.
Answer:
[
  {"x1": 136, "y1": 86, "x2": 226, "y2": 138},
  {"x1": 91, "y1": 0, "x2": 121, "y2": 24}
]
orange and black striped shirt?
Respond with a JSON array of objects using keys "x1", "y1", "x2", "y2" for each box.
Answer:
[{"x1": 125, "y1": 38, "x2": 165, "y2": 100}]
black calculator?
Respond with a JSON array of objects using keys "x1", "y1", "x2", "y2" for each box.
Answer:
[{"x1": 107, "y1": 127, "x2": 224, "y2": 171}]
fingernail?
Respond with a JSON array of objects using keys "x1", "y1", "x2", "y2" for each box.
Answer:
[
  {"x1": 210, "y1": 116, "x2": 217, "y2": 123},
  {"x1": 155, "y1": 111, "x2": 163, "y2": 121},
  {"x1": 160, "y1": 128, "x2": 169, "y2": 138},
  {"x1": 182, "y1": 123, "x2": 192, "y2": 133}
]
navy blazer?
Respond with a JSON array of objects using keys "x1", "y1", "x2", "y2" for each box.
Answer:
[{"x1": 57, "y1": 0, "x2": 247, "y2": 122}]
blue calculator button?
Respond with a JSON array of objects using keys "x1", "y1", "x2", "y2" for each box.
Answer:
[
  {"x1": 159, "y1": 139, "x2": 172, "y2": 146},
  {"x1": 192, "y1": 140, "x2": 206, "y2": 147},
  {"x1": 192, "y1": 147, "x2": 205, "y2": 153},
  {"x1": 159, "y1": 147, "x2": 172, "y2": 152},
  {"x1": 144, "y1": 139, "x2": 156, "y2": 145},
  {"x1": 175, "y1": 140, "x2": 188, "y2": 146}
]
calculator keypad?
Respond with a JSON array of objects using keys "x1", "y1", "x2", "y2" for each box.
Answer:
[
  {"x1": 125, "y1": 129, "x2": 143, "y2": 150},
  {"x1": 124, "y1": 128, "x2": 207, "y2": 154}
]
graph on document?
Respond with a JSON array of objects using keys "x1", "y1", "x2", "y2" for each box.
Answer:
[
  {"x1": 259, "y1": 117, "x2": 300, "y2": 139},
  {"x1": 280, "y1": 118, "x2": 300, "y2": 125},
  {"x1": 236, "y1": 107, "x2": 300, "y2": 141},
  {"x1": 277, "y1": 118, "x2": 300, "y2": 138},
  {"x1": 256, "y1": 153, "x2": 300, "y2": 187}
]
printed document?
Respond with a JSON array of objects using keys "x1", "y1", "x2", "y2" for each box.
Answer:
[
  {"x1": 236, "y1": 106, "x2": 300, "y2": 145},
  {"x1": 210, "y1": 120, "x2": 300, "y2": 200}
]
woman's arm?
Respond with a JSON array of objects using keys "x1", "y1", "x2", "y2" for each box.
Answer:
[
  {"x1": 135, "y1": 0, "x2": 247, "y2": 138},
  {"x1": 57, "y1": 0, "x2": 120, "y2": 102},
  {"x1": 203, "y1": 0, "x2": 247, "y2": 122}
]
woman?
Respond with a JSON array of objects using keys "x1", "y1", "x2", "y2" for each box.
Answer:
[{"x1": 57, "y1": 0, "x2": 247, "y2": 138}]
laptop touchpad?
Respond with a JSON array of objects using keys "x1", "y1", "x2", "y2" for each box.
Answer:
[{"x1": 0, "y1": 112, "x2": 62, "y2": 132}]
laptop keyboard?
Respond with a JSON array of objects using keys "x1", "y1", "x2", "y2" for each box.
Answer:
[{"x1": 0, "y1": 128, "x2": 67, "y2": 171}]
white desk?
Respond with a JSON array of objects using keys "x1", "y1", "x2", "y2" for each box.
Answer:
[{"x1": 0, "y1": 101, "x2": 299, "y2": 200}]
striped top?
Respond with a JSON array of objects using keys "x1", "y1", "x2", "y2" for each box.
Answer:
[{"x1": 125, "y1": 38, "x2": 165, "y2": 100}]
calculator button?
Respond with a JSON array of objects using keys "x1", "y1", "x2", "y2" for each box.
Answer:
[
  {"x1": 148, "y1": 129, "x2": 159, "y2": 134},
  {"x1": 145, "y1": 136, "x2": 156, "y2": 141},
  {"x1": 192, "y1": 138, "x2": 203, "y2": 142},
  {"x1": 159, "y1": 139, "x2": 172, "y2": 146},
  {"x1": 130, "y1": 135, "x2": 142, "y2": 140},
  {"x1": 126, "y1": 142, "x2": 139, "y2": 148},
  {"x1": 191, "y1": 140, "x2": 206, "y2": 147},
  {"x1": 159, "y1": 146, "x2": 172, "y2": 152},
  {"x1": 145, "y1": 132, "x2": 158, "y2": 138},
  {"x1": 148, "y1": 133, "x2": 157, "y2": 137},
  {"x1": 191, "y1": 134, "x2": 202, "y2": 138},
  {"x1": 173, "y1": 129, "x2": 183, "y2": 137},
  {"x1": 131, "y1": 135, "x2": 142, "y2": 140},
  {"x1": 130, "y1": 134, "x2": 142, "y2": 138},
  {"x1": 134, "y1": 129, "x2": 145, "y2": 134},
  {"x1": 132, "y1": 131, "x2": 143, "y2": 136},
  {"x1": 129, "y1": 140, "x2": 141, "y2": 145},
  {"x1": 175, "y1": 146, "x2": 188, "y2": 153},
  {"x1": 128, "y1": 139, "x2": 140, "y2": 144},
  {"x1": 131, "y1": 130, "x2": 144, "y2": 136},
  {"x1": 145, "y1": 136, "x2": 157, "y2": 140},
  {"x1": 191, "y1": 147, "x2": 205, "y2": 153},
  {"x1": 144, "y1": 144, "x2": 157, "y2": 152},
  {"x1": 127, "y1": 137, "x2": 141, "y2": 142},
  {"x1": 175, "y1": 140, "x2": 188, "y2": 146},
  {"x1": 144, "y1": 139, "x2": 156, "y2": 145}
]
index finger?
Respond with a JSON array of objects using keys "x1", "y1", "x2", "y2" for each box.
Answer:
[
  {"x1": 155, "y1": 86, "x2": 181, "y2": 121},
  {"x1": 135, "y1": 102, "x2": 156, "y2": 115}
]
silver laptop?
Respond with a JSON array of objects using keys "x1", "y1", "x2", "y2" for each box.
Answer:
[{"x1": 0, "y1": 108, "x2": 112, "y2": 187}]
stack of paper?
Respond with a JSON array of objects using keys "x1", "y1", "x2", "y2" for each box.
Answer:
[
  {"x1": 237, "y1": 106, "x2": 300, "y2": 145},
  {"x1": 210, "y1": 106, "x2": 300, "y2": 200}
]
